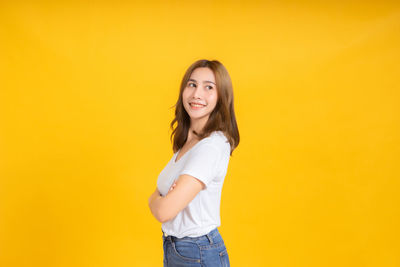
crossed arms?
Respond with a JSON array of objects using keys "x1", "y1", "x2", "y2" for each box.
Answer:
[{"x1": 148, "y1": 174, "x2": 205, "y2": 223}]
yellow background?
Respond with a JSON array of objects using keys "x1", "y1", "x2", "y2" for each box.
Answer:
[{"x1": 1, "y1": 1, "x2": 399, "y2": 266}]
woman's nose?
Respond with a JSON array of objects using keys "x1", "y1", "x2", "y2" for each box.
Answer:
[{"x1": 192, "y1": 86, "x2": 202, "y2": 98}]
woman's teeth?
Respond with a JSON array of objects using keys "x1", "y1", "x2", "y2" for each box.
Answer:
[{"x1": 190, "y1": 103, "x2": 205, "y2": 107}]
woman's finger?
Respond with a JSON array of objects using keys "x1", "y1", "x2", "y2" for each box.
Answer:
[{"x1": 169, "y1": 182, "x2": 177, "y2": 191}]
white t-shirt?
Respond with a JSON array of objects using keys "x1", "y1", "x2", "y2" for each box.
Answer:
[{"x1": 157, "y1": 131, "x2": 231, "y2": 238}]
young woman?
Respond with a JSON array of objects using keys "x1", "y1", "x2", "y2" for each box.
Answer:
[{"x1": 148, "y1": 59, "x2": 239, "y2": 266}]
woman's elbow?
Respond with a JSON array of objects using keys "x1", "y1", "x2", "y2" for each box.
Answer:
[
  {"x1": 157, "y1": 210, "x2": 173, "y2": 223},
  {"x1": 152, "y1": 214, "x2": 164, "y2": 223},
  {"x1": 149, "y1": 202, "x2": 169, "y2": 223},
  {"x1": 148, "y1": 196, "x2": 176, "y2": 223},
  {"x1": 158, "y1": 216, "x2": 168, "y2": 223}
]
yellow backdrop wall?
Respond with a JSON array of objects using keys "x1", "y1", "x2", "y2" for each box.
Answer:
[{"x1": 0, "y1": 1, "x2": 399, "y2": 266}]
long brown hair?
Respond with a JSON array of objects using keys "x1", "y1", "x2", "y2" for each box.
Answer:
[{"x1": 170, "y1": 59, "x2": 240, "y2": 156}]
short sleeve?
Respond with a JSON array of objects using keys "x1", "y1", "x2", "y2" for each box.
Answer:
[{"x1": 180, "y1": 143, "x2": 221, "y2": 189}]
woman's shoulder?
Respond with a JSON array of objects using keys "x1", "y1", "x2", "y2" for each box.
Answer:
[{"x1": 199, "y1": 131, "x2": 230, "y2": 153}]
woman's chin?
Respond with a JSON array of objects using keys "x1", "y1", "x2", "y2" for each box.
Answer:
[{"x1": 188, "y1": 113, "x2": 209, "y2": 121}]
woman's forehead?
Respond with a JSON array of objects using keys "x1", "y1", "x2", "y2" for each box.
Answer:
[{"x1": 190, "y1": 67, "x2": 216, "y2": 83}]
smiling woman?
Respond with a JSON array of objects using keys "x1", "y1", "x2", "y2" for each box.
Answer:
[
  {"x1": 148, "y1": 59, "x2": 239, "y2": 266},
  {"x1": 182, "y1": 68, "x2": 219, "y2": 128}
]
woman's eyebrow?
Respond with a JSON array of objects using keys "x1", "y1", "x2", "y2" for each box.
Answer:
[{"x1": 188, "y1": 78, "x2": 216, "y2": 85}]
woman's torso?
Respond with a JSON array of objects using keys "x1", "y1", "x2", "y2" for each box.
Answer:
[{"x1": 157, "y1": 131, "x2": 231, "y2": 238}]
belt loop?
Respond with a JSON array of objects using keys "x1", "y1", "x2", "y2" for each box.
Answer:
[{"x1": 206, "y1": 232, "x2": 213, "y2": 244}]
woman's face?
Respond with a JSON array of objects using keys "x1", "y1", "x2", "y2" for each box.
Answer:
[{"x1": 182, "y1": 67, "x2": 218, "y2": 124}]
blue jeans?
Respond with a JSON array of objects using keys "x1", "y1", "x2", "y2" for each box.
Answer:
[{"x1": 162, "y1": 228, "x2": 230, "y2": 267}]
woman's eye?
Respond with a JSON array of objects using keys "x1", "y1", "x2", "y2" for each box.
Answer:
[
  {"x1": 188, "y1": 82, "x2": 196, "y2": 87},
  {"x1": 206, "y1": 85, "x2": 213, "y2": 90}
]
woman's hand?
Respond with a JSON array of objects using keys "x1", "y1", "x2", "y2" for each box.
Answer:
[{"x1": 169, "y1": 181, "x2": 177, "y2": 192}]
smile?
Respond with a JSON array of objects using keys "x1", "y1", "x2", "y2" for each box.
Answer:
[{"x1": 189, "y1": 102, "x2": 206, "y2": 109}]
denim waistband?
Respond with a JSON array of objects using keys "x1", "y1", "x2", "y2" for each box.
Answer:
[{"x1": 162, "y1": 227, "x2": 219, "y2": 243}]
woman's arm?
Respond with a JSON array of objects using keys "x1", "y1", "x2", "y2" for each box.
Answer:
[
  {"x1": 148, "y1": 187, "x2": 164, "y2": 222},
  {"x1": 148, "y1": 175, "x2": 204, "y2": 223}
]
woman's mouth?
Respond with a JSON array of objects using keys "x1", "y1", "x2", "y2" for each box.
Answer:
[{"x1": 189, "y1": 102, "x2": 206, "y2": 109}]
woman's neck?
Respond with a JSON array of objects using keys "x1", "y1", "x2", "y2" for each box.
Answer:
[{"x1": 189, "y1": 116, "x2": 209, "y2": 136}]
